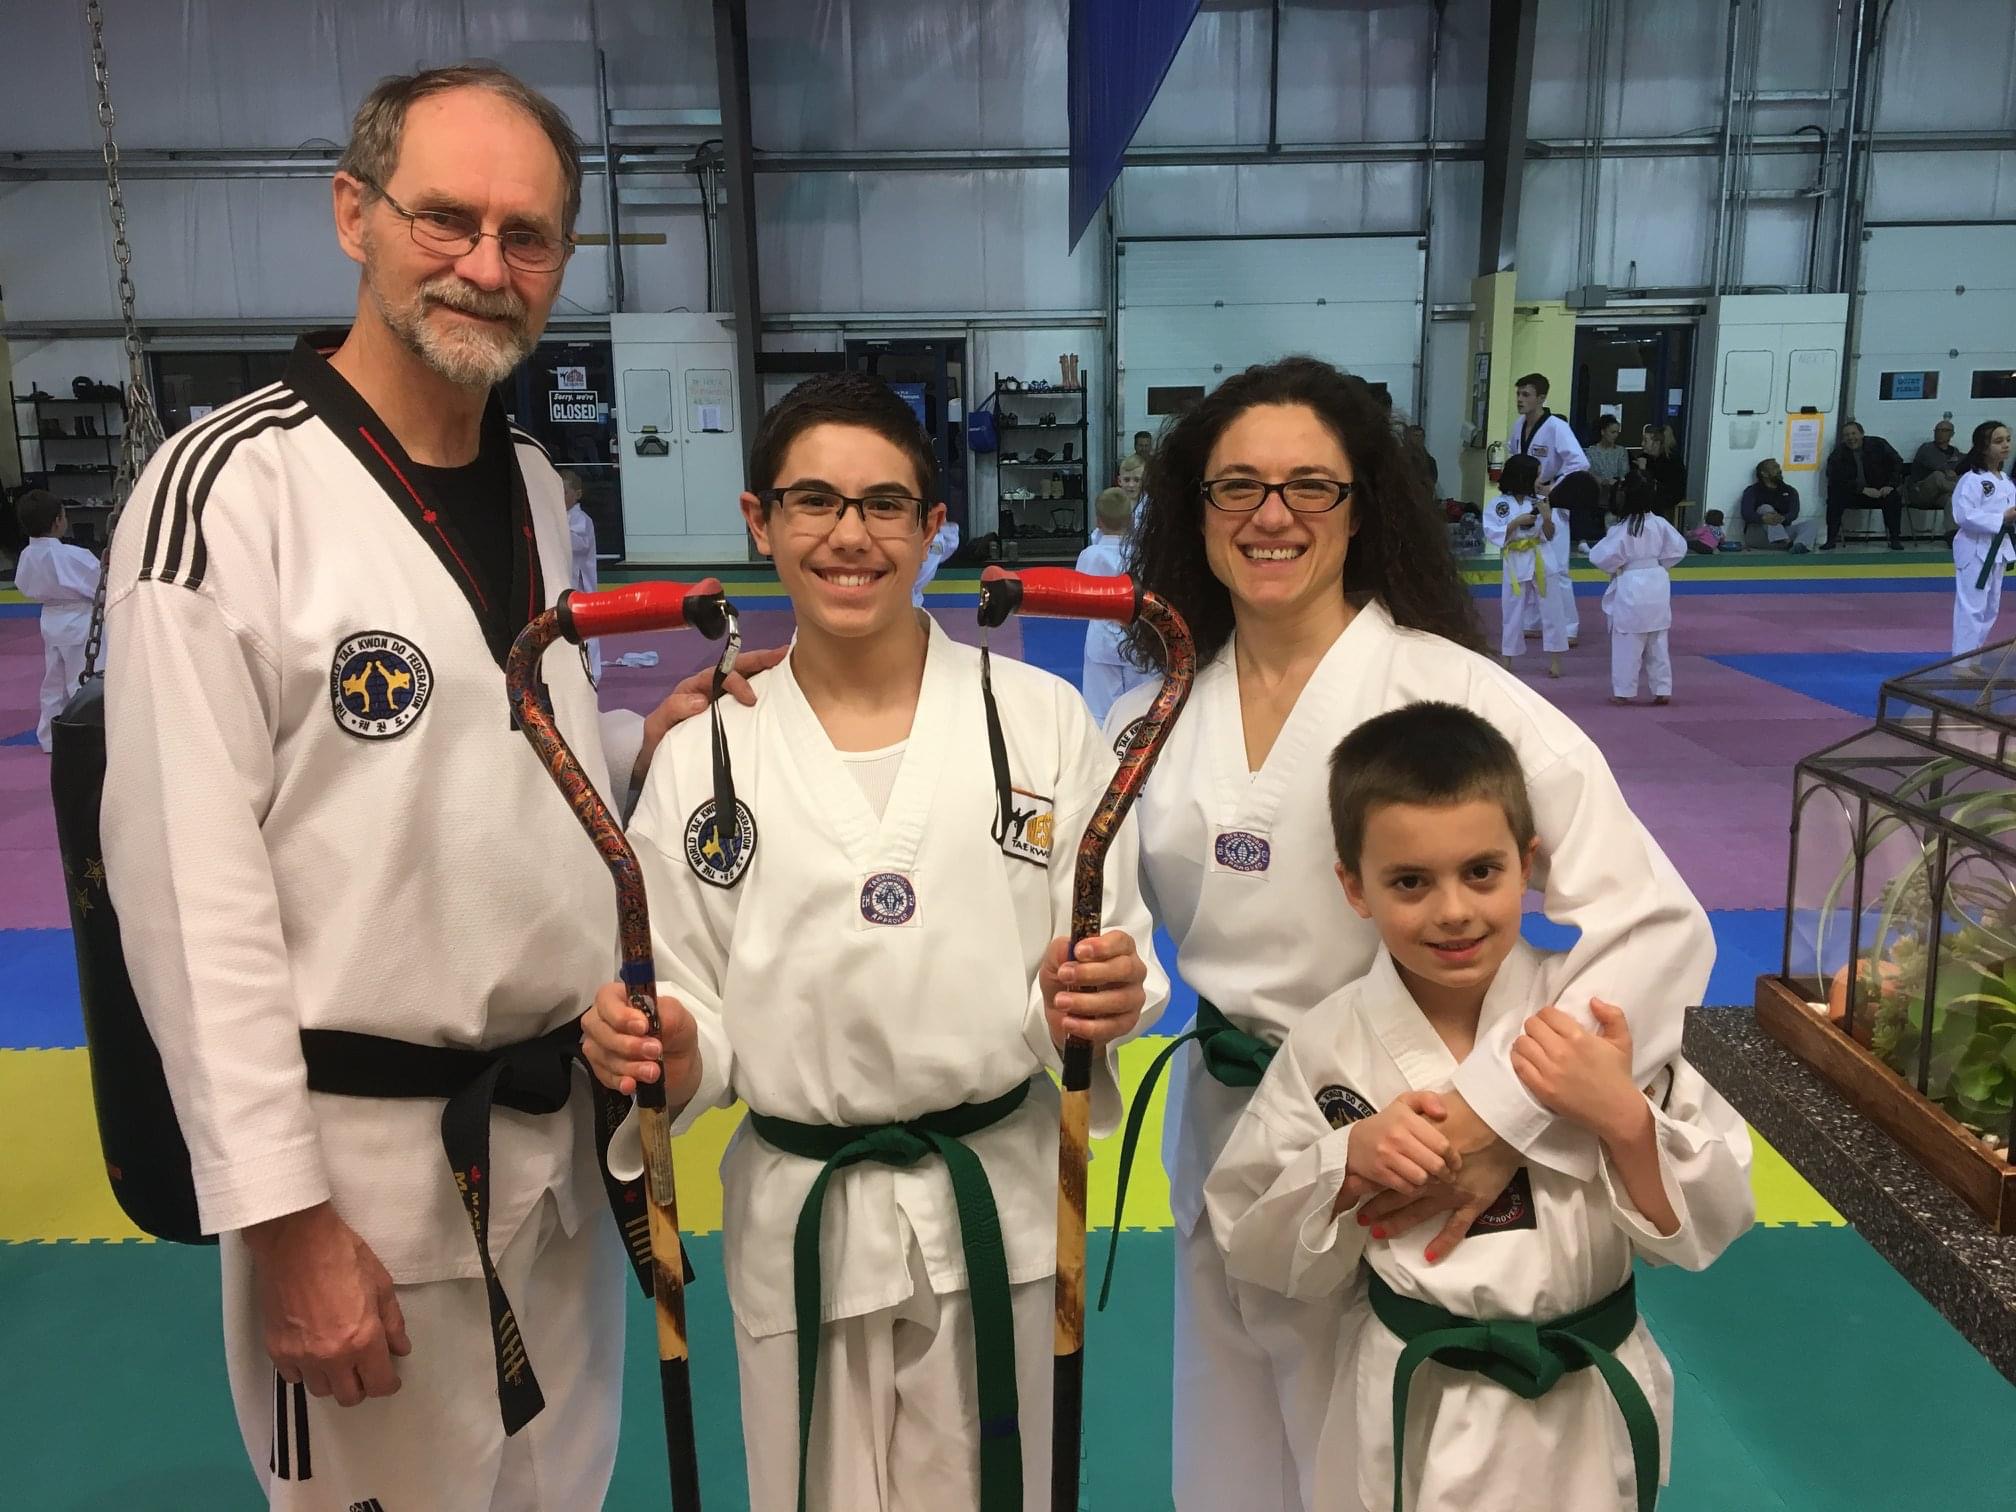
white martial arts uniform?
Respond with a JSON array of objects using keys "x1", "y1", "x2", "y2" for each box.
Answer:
[
  {"x1": 567, "y1": 499, "x2": 601, "y2": 683},
  {"x1": 1206, "y1": 944, "x2": 1754, "y2": 1512},
  {"x1": 912, "y1": 521, "x2": 962, "y2": 606},
  {"x1": 1074, "y1": 534, "x2": 1153, "y2": 723},
  {"x1": 1951, "y1": 469, "x2": 2016, "y2": 657},
  {"x1": 12, "y1": 532, "x2": 101, "y2": 751},
  {"x1": 623, "y1": 617, "x2": 1168, "y2": 1511},
  {"x1": 1516, "y1": 412, "x2": 1590, "y2": 643},
  {"x1": 1481, "y1": 494, "x2": 1566, "y2": 659},
  {"x1": 1589, "y1": 515, "x2": 1687, "y2": 700},
  {"x1": 101, "y1": 334, "x2": 645, "y2": 1511},
  {"x1": 1104, "y1": 601, "x2": 1711, "y2": 1512}
]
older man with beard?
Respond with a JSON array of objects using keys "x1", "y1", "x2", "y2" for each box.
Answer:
[{"x1": 97, "y1": 65, "x2": 754, "y2": 1510}]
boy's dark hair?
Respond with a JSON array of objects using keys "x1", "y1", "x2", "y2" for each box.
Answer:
[
  {"x1": 1133, "y1": 430, "x2": 1152, "y2": 447},
  {"x1": 1328, "y1": 702, "x2": 1536, "y2": 872},
  {"x1": 15, "y1": 489, "x2": 64, "y2": 539},
  {"x1": 1515, "y1": 372, "x2": 1549, "y2": 397},
  {"x1": 1498, "y1": 453, "x2": 1541, "y2": 498},
  {"x1": 1704, "y1": 508, "x2": 1726, "y2": 526},
  {"x1": 746, "y1": 372, "x2": 941, "y2": 508}
]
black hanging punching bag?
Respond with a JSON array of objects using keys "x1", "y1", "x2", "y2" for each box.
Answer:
[{"x1": 50, "y1": 675, "x2": 211, "y2": 1245}]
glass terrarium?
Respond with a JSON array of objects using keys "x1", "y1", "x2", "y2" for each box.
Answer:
[{"x1": 1769, "y1": 641, "x2": 2016, "y2": 1230}]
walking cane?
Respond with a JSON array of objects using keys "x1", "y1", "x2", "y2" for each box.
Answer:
[
  {"x1": 507, "y1": 579, "x2": 740, "y2": 1512},
  {"x1": 975, "y1": 566, "x2": 1196, "y2": 1511}
]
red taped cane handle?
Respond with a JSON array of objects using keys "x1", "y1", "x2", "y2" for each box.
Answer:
[
  {"x1": 977, "y1": 566, "x2": 1139, "y2": 628},
  {"x1": 559, "y1": 579, "x2": 729, "y2": 642}
]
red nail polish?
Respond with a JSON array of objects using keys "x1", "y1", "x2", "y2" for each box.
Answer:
[
  {"x1": 1371, "y1": 1227, "x2": 1386, "y2": 1240},
  {"x1": 1424, "y1": 1249, "x2": 1437, "y2": 1263}
]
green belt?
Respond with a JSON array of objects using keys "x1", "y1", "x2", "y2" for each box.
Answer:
[
  {"x1": 1370, "y1": 1271, "x2": 1659, "y2": 1512},
  {"x1": 1098, "y1": 996, "x2": 1277, "y2": 1310},
  {"x1": 747, "y1": 1078, "x2": 1032, "y2": 1512},
  {"x1": 1977, "y1": 524, "x2": 2014, "y2": 591}
]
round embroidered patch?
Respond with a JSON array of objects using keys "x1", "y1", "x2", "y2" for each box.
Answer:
[
  {"x1": 1213, "y1": 830, "x2": 1272, "y2": 873},
  {"x1": 1315, "y1": 1083, "x2": 1377, "y2": 1130},
  {"x1": 329, "y1": 631, "x2": 432, "y2": 739},
  {"x1": 1495, "y1": 500, "x2": 1511, "y2": 517},
  {"x1": 1112, "y1": 716, "x2": 1147, "y2": 761},
  {"x1": 859, "y1": 871, "x2": 918, "y2": 926},
  {"x1": 685, "y1": 799, "x2": 757, "y2": 888}
]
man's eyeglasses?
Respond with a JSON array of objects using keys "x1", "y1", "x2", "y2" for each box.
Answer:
[
  {"x1": 760, "y1": 486, "x2": 928, "y2": 536},
  {"x1": 361, "y1": 179, "x2": 572, "y2": 274},
  {"x1": 1201, "y1": 477, "x2": 1354, "y2": 514}
]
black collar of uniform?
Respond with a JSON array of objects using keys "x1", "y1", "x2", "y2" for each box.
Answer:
[
  {"x1": 1517, "y1": 407, "x2": 1552, "y2": 453},
  {"x1": 285, "y1": 331, "x2": 546, "y2": 668}
]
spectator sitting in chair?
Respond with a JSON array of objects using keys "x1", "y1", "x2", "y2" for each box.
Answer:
[
  {"x1": 1635, "y1": 424, "x2": 1688, "y2": 524},
  {"x1": 1824, "y1": 420, "x2": 1906, "y2": 551},
  {"x1": 1587, "y1": 413, "x2": 1631, "y2": 516},
  {"x1": 1740, "y1": 458, "x2": 1820, "y2": 553},
  {"x1": 1908, "y1": 419, "x2": 1963, "y2": 526}
]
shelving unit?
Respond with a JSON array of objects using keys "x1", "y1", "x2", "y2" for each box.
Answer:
[
  {"x1": 986, "y1": 373, "x2": 1088, "y2": 563},
  {"x1": 10, "y1": 384, "x2": 125, "y2": 550}
]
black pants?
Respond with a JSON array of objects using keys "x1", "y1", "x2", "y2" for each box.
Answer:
[{"x1": 1827, "y1": 491, "x2": 1902, "y2": 546}]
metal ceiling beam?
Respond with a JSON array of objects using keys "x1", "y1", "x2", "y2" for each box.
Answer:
[
  {"x1": 4, "y1": 129, "x2": 2008, "y2": 184},
  {"x1": 712, "y1": 0, "x2": 761, "y2": 466}
]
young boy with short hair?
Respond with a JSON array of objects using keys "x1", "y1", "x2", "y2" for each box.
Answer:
[
  {"x1": 1205, "y1": 701, "x2": 1751, "y2": 1512},
  {"x1": 583, "y1": 372, "x2": 1167, "y2": 1511},
  {"x1": 1075, "y1": 486, "x2": 1153, "y2": 722},
  {"x1": 13, "y1": 489, "x2": 103, "y2": 752}
]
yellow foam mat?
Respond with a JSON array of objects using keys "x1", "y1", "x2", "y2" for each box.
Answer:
[{"x1": 0, "y1": 1041, "x2": 1837, "y2": 1243}]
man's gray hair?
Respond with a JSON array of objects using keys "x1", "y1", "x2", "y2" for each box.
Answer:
[{"x1": 337, "y1": 62, "x2": 585, "y2": 236}]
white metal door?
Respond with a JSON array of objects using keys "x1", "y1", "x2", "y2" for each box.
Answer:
[{"x1": 1117, "y1": 236, "x2": 1426, "y2": 444}]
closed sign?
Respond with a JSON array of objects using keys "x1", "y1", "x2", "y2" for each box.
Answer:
[{"x1": 550, "y1": 389, "x2": 601, "y2": 424}]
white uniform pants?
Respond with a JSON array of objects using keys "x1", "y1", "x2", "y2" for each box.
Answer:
[
  {"x1": 1522, "y1": 567, "x2": 1579, "y2": 641},
  {"x1": 1954, "y1": 564, "x2": 2005, "y2": 657},
  {"x1": 1611, "y1": 628, "x2": 1673, "y2": 698},
  {"x1": 1502, "y1": 579, "x2": 1566, "y2": 658},
  {"x1": 221, "y1": 1196, "x2": 625, "y2": 1512},
  {"x1": 37, "y1": 633, "x2": 86, "y2": 752},
  {"x1": 735, "y1": 1240, "x2": 1053, "y2": 1512},
  {"x1": 1172, "y1": 1219, "x2": 1339, "y2": 1512},
  {"x1": 1082, "y1": 657, "x2": 1151, "y2": 726},
  {"x1": 1761, "y1": 515, "x2": 1821, "y2": 550}
]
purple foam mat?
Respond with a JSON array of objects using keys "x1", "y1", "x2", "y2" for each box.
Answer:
[{"x1": 0, "y1": 589, "x2": 1959, "y2": 928}]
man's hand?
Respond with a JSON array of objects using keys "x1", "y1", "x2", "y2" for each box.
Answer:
[
  {"x1": 1346, "y1": 1091, "x2": 1456, "y2": 1196},
  {"x1": 244, "y1": 1203, "x2": 411, "y2": 1407},
  {"x1": 629, "y1": 645, "x2": 789, "y2": 790},
  {"x1": 1041, "y1": 929, "x2": 1148, "y2": 1048},
  {"x1": 580, "y1": 983, "x2": 704, "y2": 1110},
  {"x1": 1358, "y1": 1091, "x2": 1522, "y2": 1264},
  {"x1": 1511, "y1": 1001, "x2": 1645, "y2": 1147}
]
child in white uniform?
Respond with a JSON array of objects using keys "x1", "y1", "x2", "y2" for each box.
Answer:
[
  {"x1": 562, "y1": 469, "x2": 601, "y2": 682},
  {"x1": 1207, "y1": 702, "x2": 1752, "y2": 1512},
  {"x1": 12, "y1": 489, "x2": 103, "y2": 751},
  {"x1": 1588, "y1": 473, "x2": 1688, "y2": 705},
  {"x1": 1950, "y1": 420, "x2": 2015, "y2": 657},
  {"x1": 1075, "y1": 486, "x2": 1154, "y2": 722},
  {"x1": 1480, "y1": 455, "x2": 1566, "y2": 676}
]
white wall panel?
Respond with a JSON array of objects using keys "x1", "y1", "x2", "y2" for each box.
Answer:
[
  {"x1": 1853, "y1": 224, "x2": 2016, "y2": 451},
  {"x1": 1273, "y1": 3, "x2": 1433, "y2": 143},
  {"x1": 1133, "y1": 4, "x2": 1269, "y2": 148},
  {"x1": 1869, "y1": 0, "x2": 2016, "y2": 133}
]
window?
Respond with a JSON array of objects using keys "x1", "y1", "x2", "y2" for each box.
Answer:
[
  {"x1": 1971, "y1": 370, "x2": 2016, "y2": 401},
  {"x1": 1879, "y1": 371, "x2": 1939, "y2": 401},
  {"x1": 1147, "y1": 385, "x2": 1205, "y2": 416}
]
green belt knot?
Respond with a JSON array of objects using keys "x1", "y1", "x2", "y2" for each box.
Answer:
[
  {"x1": 750, "y1": 1079, "x2": 1031, "y2": 1512},
  {"x1": 1476, "y1": 1319, "x2": 1562, "y2": 1395}
]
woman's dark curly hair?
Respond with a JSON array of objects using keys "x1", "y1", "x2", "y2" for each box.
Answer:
[{"x1": 1122, "y1": 356, "x2": 1483, "y2": 667}]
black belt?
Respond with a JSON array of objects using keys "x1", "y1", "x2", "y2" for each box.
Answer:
[{"x1": 301, "y1": 1023, "x2": 685, "y2": 1434}]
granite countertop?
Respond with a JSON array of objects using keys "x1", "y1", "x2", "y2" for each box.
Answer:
[{"x1": 1686, "y1": 1007, "x2": 2016, "y2": 1386}]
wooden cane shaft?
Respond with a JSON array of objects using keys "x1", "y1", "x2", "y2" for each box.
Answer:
[{"x1": 1054, "y1": 1065, "x2": 1092, "y2": 1356}]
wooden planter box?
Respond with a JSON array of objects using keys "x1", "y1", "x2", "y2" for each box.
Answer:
[{"x1": 1755, "y1": 973, "x2": 2016, "y2": 1233}]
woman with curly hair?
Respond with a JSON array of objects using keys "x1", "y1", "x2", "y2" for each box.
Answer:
[{"x1": 1100, "y1": 356, "x2": 1712, "y2": 1512}]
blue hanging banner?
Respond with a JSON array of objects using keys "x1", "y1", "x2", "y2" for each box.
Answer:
[{"x1": 1068, "y1": 0, "x2": 1204, "y2": 250}]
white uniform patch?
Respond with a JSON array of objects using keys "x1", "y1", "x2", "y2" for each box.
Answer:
[
  {"x1": 329, "y1": 630, "x2": 433, "y2": 738},
  {"x1": 685, "y1": 797, "x2": 758, "y2": 887}
]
